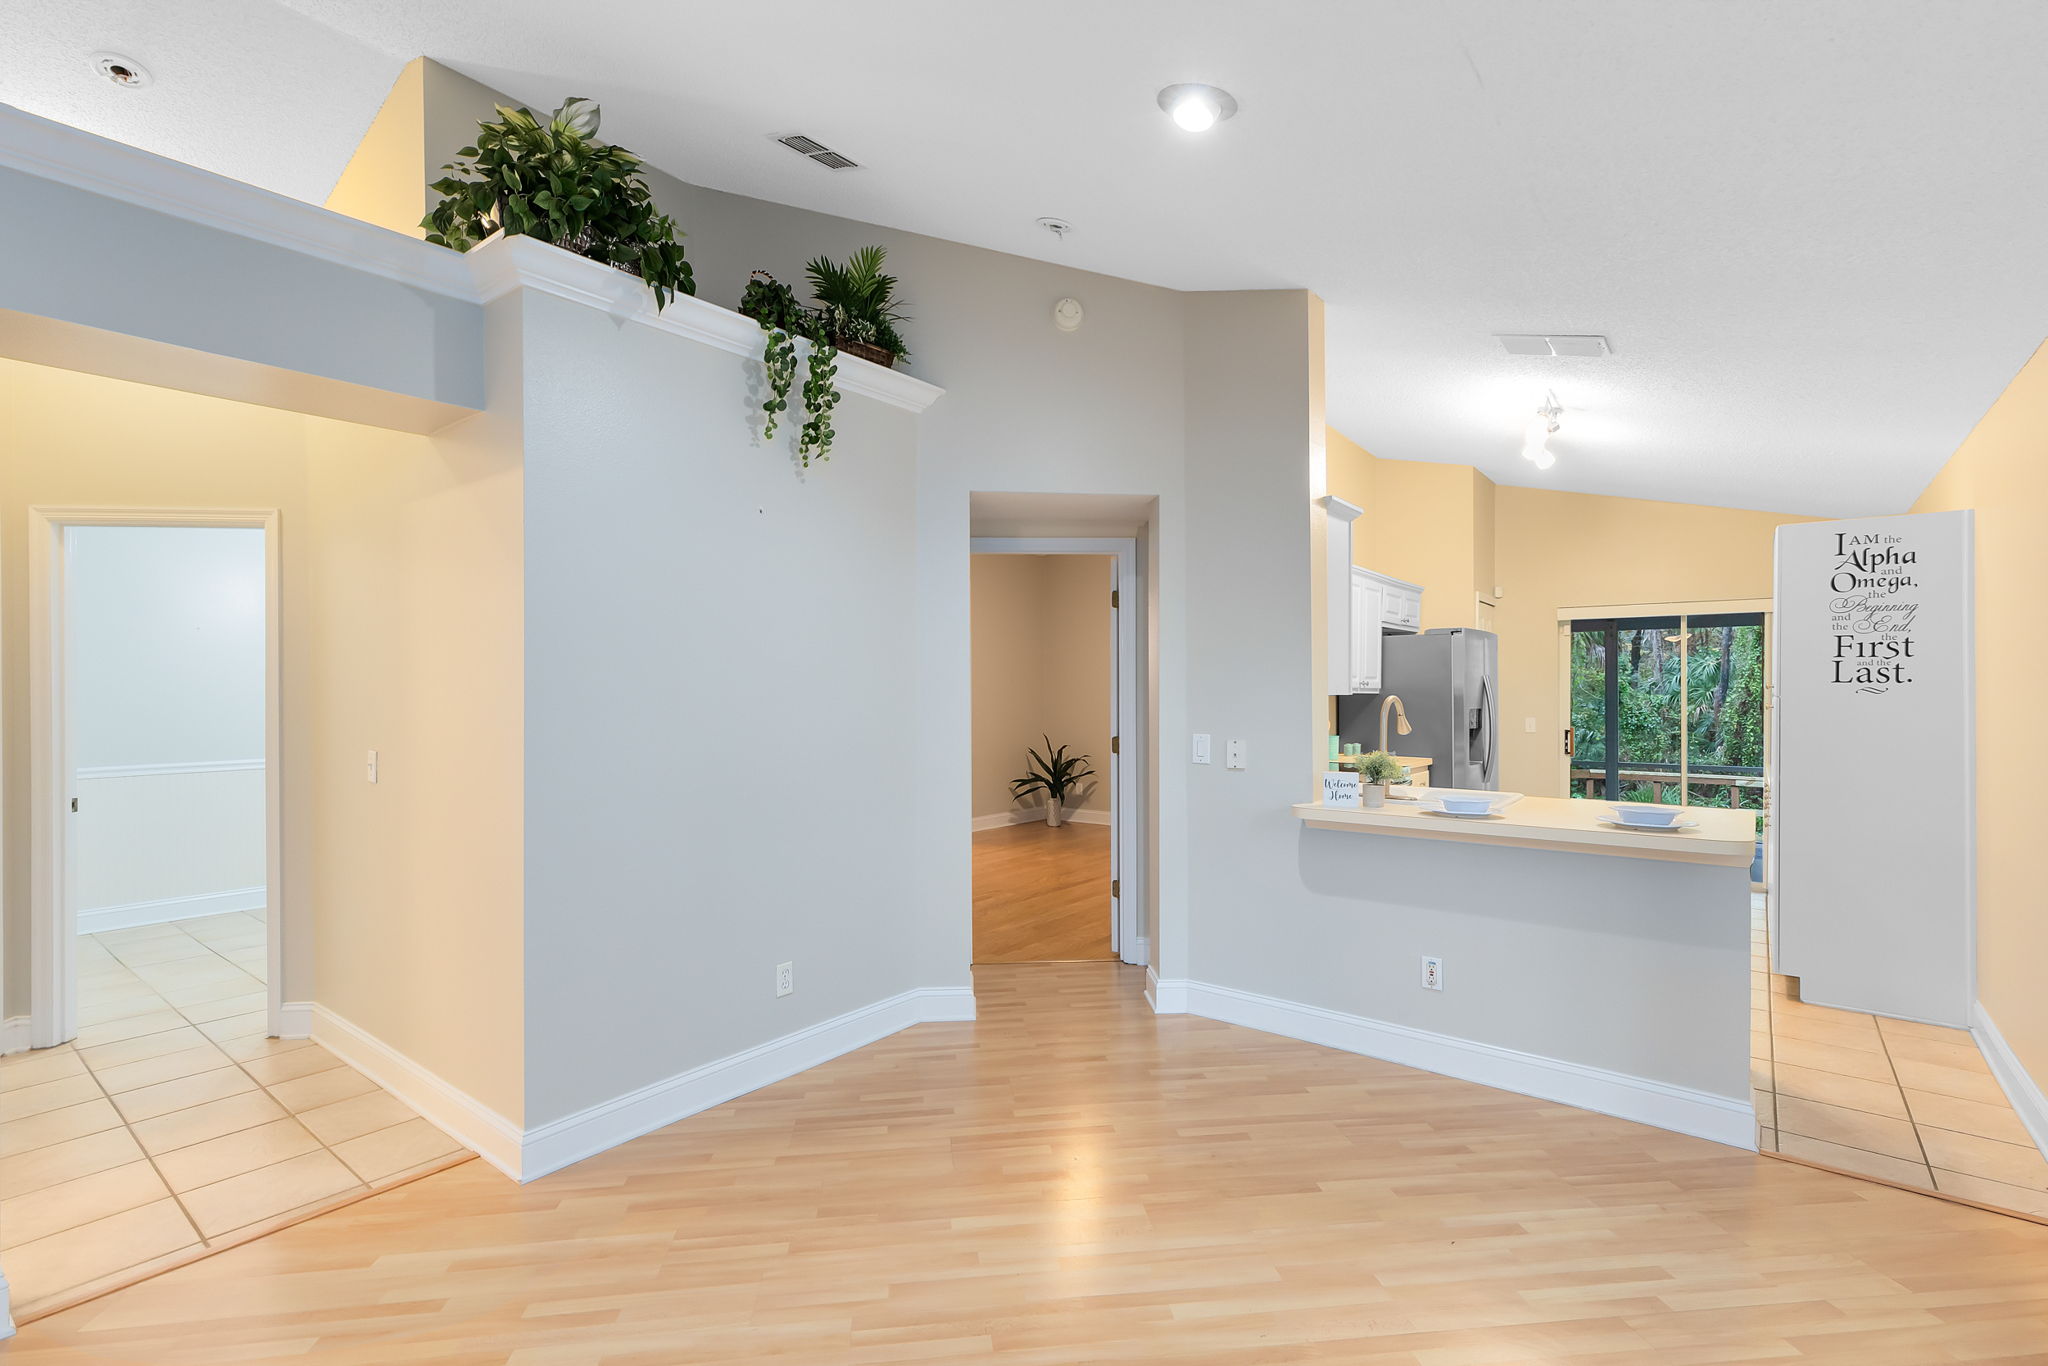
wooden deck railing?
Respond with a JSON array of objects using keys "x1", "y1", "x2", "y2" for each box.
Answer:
[{"x1": 1569, "y1": 767, "x2": 1765, "y2": 808}]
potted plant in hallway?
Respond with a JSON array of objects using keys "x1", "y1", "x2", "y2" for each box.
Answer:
[
  {"x1": 1010, "y1": 737, "x2": 1095, "y2": 827},
  {"x1": 1352, "y1": 750, "x2": 1404, "y2": 808},
  {"x1": 423, "y1": 98, "x2": 697, "y2": 310}
]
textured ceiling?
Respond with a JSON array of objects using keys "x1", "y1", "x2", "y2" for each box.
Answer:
[{"x1": 10, "y1": 1, "x2": 2048, "y2": 515}]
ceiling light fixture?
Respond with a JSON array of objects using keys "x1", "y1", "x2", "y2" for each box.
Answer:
[
  {"x1": 1157, "y1": 83, "x2": 1237, "y2": 133},
  {"x1": 1037, "y1": 217, "x2": 1074, "y2": 241},
  {"x1": 1521, "y1": 391, "x2": 1562, "y2": 470},
  {"x1": 92, "y1": 53, "x2": 151, "y2": 88}
]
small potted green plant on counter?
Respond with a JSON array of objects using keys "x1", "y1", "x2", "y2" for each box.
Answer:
[
  {"x1": 1352, "y1": 750, "x2": 1405, "y2": 808},
  {"x1": 1009, "y1": 736, "x2": 1095, "y2": 828},
  {"x1": 423, "y1": 98, "x2": 695, "y2": 309}
]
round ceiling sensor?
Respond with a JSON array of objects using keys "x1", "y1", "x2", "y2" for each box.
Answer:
[{"x1": 92, "y1": 54, "x2": 151, "y2": 89}]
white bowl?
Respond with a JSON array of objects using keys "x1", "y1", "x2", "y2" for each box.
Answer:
[
  {"x1": 1609, "y1": 804, "x2": 1679, "y2": 827},
  {"x1": 1439, "y1": 796, "x2": 1494, "y2": 815}
]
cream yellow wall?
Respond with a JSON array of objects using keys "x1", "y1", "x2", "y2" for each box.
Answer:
[
  {"x1": 1911, "y1": 338, "x2": 2048, "y2": 1095},
  {"x1": 323, "y1": 58, "x2": 507, "y2": 238},
  {"x1": 323, "y1": 59, "x2": 428, "y2": 236},
  {"x1": 971, "y1": 555, "x2": 1113, "y2": 819},
  {"x1": 1493, "y1": 486, "x2": 1817, "y2": 797},
  {"x1": 0, "y1": 360, "x2": 525, "y2": 1121},
  {"x1": 1325, "y1": 430, "x2": 1493, "y2": 631}
]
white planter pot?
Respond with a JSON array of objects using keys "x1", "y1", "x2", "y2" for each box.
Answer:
[
  {"x1": 1361, "y1": 784, "x2": 1387, "y2": 808},
  {"x1": 1045, "y1": 800, "x2": 1064, "y2": 827}
]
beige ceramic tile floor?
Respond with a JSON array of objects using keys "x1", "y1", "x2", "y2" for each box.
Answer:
[
  {"x1": 0, "y1": 912, "x2": 470, "y2": 1320},
  {"x1": 1753, "y1": 895, "x2": 2048, "y2": 1220}
]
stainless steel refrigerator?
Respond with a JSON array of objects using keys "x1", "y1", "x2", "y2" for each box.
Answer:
[{"x1": 1337, "y1": 628, "x2": 1500, "y2": 790}]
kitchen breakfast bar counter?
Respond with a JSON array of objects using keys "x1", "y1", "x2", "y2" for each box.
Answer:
[
  {"x1": 1293, "y1": 794, "x2": 1758, "y2": 866},
  {"x1": 1253, "y1": 793, "x2": 1760, "y2": 1147}
]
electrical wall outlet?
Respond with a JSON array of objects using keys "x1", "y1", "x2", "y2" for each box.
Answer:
[
  {"x1": 775, "y1": 961, "x2": 794, "y2": 997},
  {"x1": 1226, "y1": 739, "x2": 1246, "y2": 770},
  {"x1": 1421, "y1": 956, "x2": 1444, "y2": 991}
]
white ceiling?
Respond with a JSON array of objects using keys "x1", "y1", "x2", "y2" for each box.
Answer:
[{"x1": 10, "y1": 1, "x2": 2048, "y2": 515}]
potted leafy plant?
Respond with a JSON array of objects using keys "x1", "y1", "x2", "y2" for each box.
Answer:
[
  {"x1": 1352, "y1": 750, "x2": 1405, "y2": 808},
  {"x1": 1009, "y1": 736, "x2": 1095, "y2": 827},
  {"x1": 805, "y1": 246, "x2": 910, "y2": 369},
  {"x1": 423, "y1": 98, "x2": 696, "y2": 310}
]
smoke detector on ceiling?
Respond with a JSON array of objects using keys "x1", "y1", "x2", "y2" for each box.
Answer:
[
  {"x1": 775, "y1": 134, "x2": 859, "y2": 170},
  {"x1": 92, "y1": 53, "x2": 151, "y2": 88},
  {"x1": 1496, "y1": 333, "x2": 1610, "y2": 358}
]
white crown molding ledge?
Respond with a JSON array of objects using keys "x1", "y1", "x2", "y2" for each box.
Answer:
[
  {"x1": 1180, "y1": 980, "x2": 1755, "y2": 1150},
  {"x1": 0, "y1": 104, "x2": 475, "y2": 301},
  {"x1": 465, "y1": 234, "x2": 946, "y2": 415}
]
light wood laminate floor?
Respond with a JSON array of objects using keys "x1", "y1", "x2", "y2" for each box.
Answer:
[
  {"x1": 0, "y1": 913, "x2": 469, "y2": 1323},
  {"x1": 11, "y1": 960, "x2": 2048, "y2": 1363},
  {"x1": 1752, "y1": 895, "x2": 2048, "y2": 1220},
  {"x1": 972, "y1": 820, "x2": 1114, "y2": 962}
]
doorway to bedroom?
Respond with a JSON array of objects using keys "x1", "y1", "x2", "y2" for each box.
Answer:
[{"x1": 969, "y1": 540, "x2": 1139, "y2": 966}]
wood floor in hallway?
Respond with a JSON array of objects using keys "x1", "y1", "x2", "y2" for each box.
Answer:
[
  {"x1": 10, "y1": 961, "x2": 2048, "y2": 1363},
  {"x1": 972, "y1": 819, "x2": 1113, "y2": 962}
]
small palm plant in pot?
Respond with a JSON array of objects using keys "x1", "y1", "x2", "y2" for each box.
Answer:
[
  {"x1": 1010, "y1": 736, "x2": 1095, "y2": 827},
  {"x1": 805, "y1": 245, "x2": 910, "y2": 368},
  {"x1": 1353, "y1": 750, "x2": 1405, "y2": 808}
]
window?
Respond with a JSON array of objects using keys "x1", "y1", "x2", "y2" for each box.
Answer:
[{"x1": 1569, "y1": 612, "x2": 1766, "y2": 808}]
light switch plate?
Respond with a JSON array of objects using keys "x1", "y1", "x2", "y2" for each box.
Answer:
[
  {"x1": 366, "y1": 749, "x2": 378, "y2": 783},
  {"x1": 1525, "y1": 717, "x2": 1537, "y2": 732},
  {"x1": 1226, "y1": 739, "x2": 1246, "y2": 770},
  {"x1": 1192, "y1": 733, "x2": 1212, "y2": 764}
]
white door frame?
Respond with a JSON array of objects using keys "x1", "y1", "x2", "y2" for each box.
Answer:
[
  {"x1": 970, "y1": 537, "x2": 1146, "y2": 966},
  {"x1": 27, "y1": 507, "x2": 285, "y2": 1048}
]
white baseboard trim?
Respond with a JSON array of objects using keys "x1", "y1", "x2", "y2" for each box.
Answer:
[
  {"x1": 970, "y1": 808, "x2": 1112, "y2": 832},
  {"x1": 1182, "y1": 979, "x2": 1755, "y2": 1150},
  {"x1": 521, "y1": 985, "x2": 978, "y2": 1182},
  {"x1": 309, "y1": 1003, "x2": 525, "y2": 1181},
  {"x1": 1146, "y1": 969, "x2": 1187, "y2": 1014},
  {"x1": 302, "y1": 985, "x2": 978, "y2": 1186},
  {"x1": 1972, "y1": 1002, "x2": 2048, "y2": 1158},
  {"x1": 1, "y1": 1015, "x2": 31, "y2": 1056},
  {"x1": 276, "y1": 1000, "x2": 313, "y2": 1039},
  {"x1": 78, "y1": 886, "x2": 265, "y2": 935}
]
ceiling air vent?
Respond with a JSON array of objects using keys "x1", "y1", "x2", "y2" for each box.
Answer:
[{"x1": 775, "y1": 134, "x2": 861, "y2": 170}]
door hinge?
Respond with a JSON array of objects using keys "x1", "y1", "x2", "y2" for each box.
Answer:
[
  {"x1": 1111, "y1": 879, "x2": 1119, "y2": 899},
  {"x1": 70, "y1": 797, "x2": 79, "y2": 812},
  {"x1": 1110, "y1": 736, "x2": 1119, "y2": 754},
  {"x1": 1111, "y1": 589, "x2": 1119, "y2": 609}
]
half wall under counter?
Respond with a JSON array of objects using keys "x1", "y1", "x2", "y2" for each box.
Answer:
[{"x1": 1171, "y1": 794, "x2": 1763, "y2": 1149}]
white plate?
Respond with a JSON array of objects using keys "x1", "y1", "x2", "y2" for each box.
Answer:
[
  {"x1": 1606, "y1": 807, "x2": 1685, "y2": 829},
  {"x1": 1600, "y1": 818, "x2": 1699, "y2": 832}
]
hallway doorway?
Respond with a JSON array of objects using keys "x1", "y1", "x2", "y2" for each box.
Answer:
[{"x1": 968, "y1": 541, "x2": 1139, "y2": 966}]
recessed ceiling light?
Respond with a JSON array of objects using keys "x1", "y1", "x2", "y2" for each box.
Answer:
[
  {"x1": 1157, "y1": 83, "x2": 1237, "y2": 133},
  {"x1": 92, "y1": 53, "x2": 151, "y2": 89}
]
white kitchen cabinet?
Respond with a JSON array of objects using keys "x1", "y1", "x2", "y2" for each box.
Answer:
[
  {"x1": 1319, "y1": 495, "x2": 1424, "y2": 696},
  {"x1": 1349, "y1": 568, "x2": 1385, "y2": 693}
]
